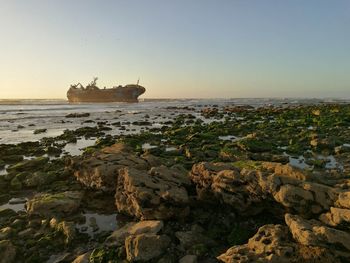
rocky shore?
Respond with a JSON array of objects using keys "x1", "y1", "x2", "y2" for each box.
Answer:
[{"x1": 1, "y1": 103, "x2": 350, "y2": 262}]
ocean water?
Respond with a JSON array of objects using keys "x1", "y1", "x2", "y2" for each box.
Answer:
[{"x1": 0, "y1": 98, "x2": 348, "y2": 145}]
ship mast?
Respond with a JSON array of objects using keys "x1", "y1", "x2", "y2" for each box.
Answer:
[{"x1": 137, "y1": 78, "x2": 140, "y2": 86}]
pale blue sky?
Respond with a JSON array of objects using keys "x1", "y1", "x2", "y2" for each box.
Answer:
[{"x1": 0, "y1": 0, "x2": 349, "y2": 99}]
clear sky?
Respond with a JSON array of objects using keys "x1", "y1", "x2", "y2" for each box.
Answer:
[{"x1": 0, "y1": 0, "x2": 349, "y2": 99}]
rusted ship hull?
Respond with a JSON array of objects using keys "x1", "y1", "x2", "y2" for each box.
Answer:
[{"x1": 67, "y1": 85, "x2": 146, "y2": 103}]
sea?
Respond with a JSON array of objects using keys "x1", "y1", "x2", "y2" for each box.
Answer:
[{"x1": 0, "y1": 98, "x2": 349, "y2": 145}]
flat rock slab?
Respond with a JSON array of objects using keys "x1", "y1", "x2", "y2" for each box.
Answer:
[{"x1": 7, "y1": 157, "x2": 49, "y2": 173}]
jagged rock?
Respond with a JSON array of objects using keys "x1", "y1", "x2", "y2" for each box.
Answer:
[
  {"x1": 273, "y1": 184, "x2": 313, "y2": 209},
  {"x1": 285, "y1": 213, "x2": 350, "y2": 251},
  {"x1": 190, "y1": 162, "x2": 266, "y2": 212},
  {"x1": 106, "y1": 220, "x2": 164, "y2": 246},
  {"x1": 217, "y1": 224, "x2": 340, "y2": 263},
  {"x1": 26, "y1": 191, "x2": 83, "y2": 217},
  {"x1": 0, "y1": 240, "x2": 16, "y2": 263},
  {"x1": 261, "y1": 162, "x2": 309, "y2": 182},
  {"x1": 68, "y1": 143, "x2": 149, "y2": 192},
  {"x1": 218, "y1": 224, "x2": 294, "y2": 263},
  {"x1": 125, "y1": 233, "x2": 171, "y2": 262},
  {"x1": 190, "y1": 161, "x2": 339, "y2": 215},
  {"x1": 335, "y1": 191, "x2": 350, "y2": 209},
  {"x1": 115, "y1": 165, "x2": 190, "y2": 220},
  {"x1": 320, "y1": 207, "x2": 350, "y2": 228}
]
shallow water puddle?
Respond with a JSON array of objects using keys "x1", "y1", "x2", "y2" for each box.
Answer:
[
  {"x1": 283, "y1": 152, "x2": 311, "y2": 170},
  {"x1": 218, "y1": 135, "x2": 242, "y2": 142},
  {"x1": 284, "y1": 152, "x2": 344, "y2": 171},
  {"x1": 319, "y1": 155, "x2": 344, "y2": 170},
  {"x1": 62, "y1": 138, "x2": 96, "y2": 156},
  {"x1": 0, "y1": 165, "x2": 9, "y2": 176},
  {"x1": 76, "y1": 212, "x2": 117, "y2": 236},
  {"x1": 23, "y1": 155, "x2": 36, "y2": 160},
  {"x1": 0, "y1": 197, "x2": 27, "y2": 212},
  {"x1": 142, "y1": 143, "x2": 158, "y2": 150},
  {"x1": 165, "y1": 146, "x2": 177, "y2": 152}
]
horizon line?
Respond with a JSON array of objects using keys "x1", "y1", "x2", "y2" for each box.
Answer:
[{"x1": 1, "y1": 96, "x2": 350, "y2": 100}]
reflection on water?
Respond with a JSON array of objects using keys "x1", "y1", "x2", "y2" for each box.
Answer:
[
  {"x1": 76, "y1": 212, "x2": 118, "y2": 236},
  {"x1": 283, "y1": 152, "x2": 344, "y2": 171}
]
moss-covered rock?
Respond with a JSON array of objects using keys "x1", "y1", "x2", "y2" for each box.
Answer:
[
  {"x1": 26, "y1": 191, "x2": 83, "y2": 217},
  {"x1": 7, "y1": 157, "x2": 49, "y2": 173},
  {"x1": 23, "y1": 171, "x2": 57, "y2": 188}
]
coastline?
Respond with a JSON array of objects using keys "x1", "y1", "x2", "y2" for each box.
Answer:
[{"x1": 1, "y1": 101, "x2": 350, "y2": 262}]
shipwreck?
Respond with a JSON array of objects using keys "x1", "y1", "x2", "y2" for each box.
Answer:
[{"x1": 67, "y1": 77, "x2": 146, "y2": 103}]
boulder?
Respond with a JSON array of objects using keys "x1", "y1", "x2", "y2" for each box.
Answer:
[
  {"x1": 26, "y1": 191, "x2": 83, "y2": 217},
  {"x1": 125, "y1": 233, "x2": 171, "y2": 262},
  {"x1": 190, "y1": 162, "x2": 275, "y2": 212},
  {"x1": 68, "y1": 143, "x2": 149, "y2": 192},
  {"x1": 319, "y1": 207, "x2": 350, "y2": 229},
  {"x1": 115, "y1": 165, "x2": 190, "y2": 220}
]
